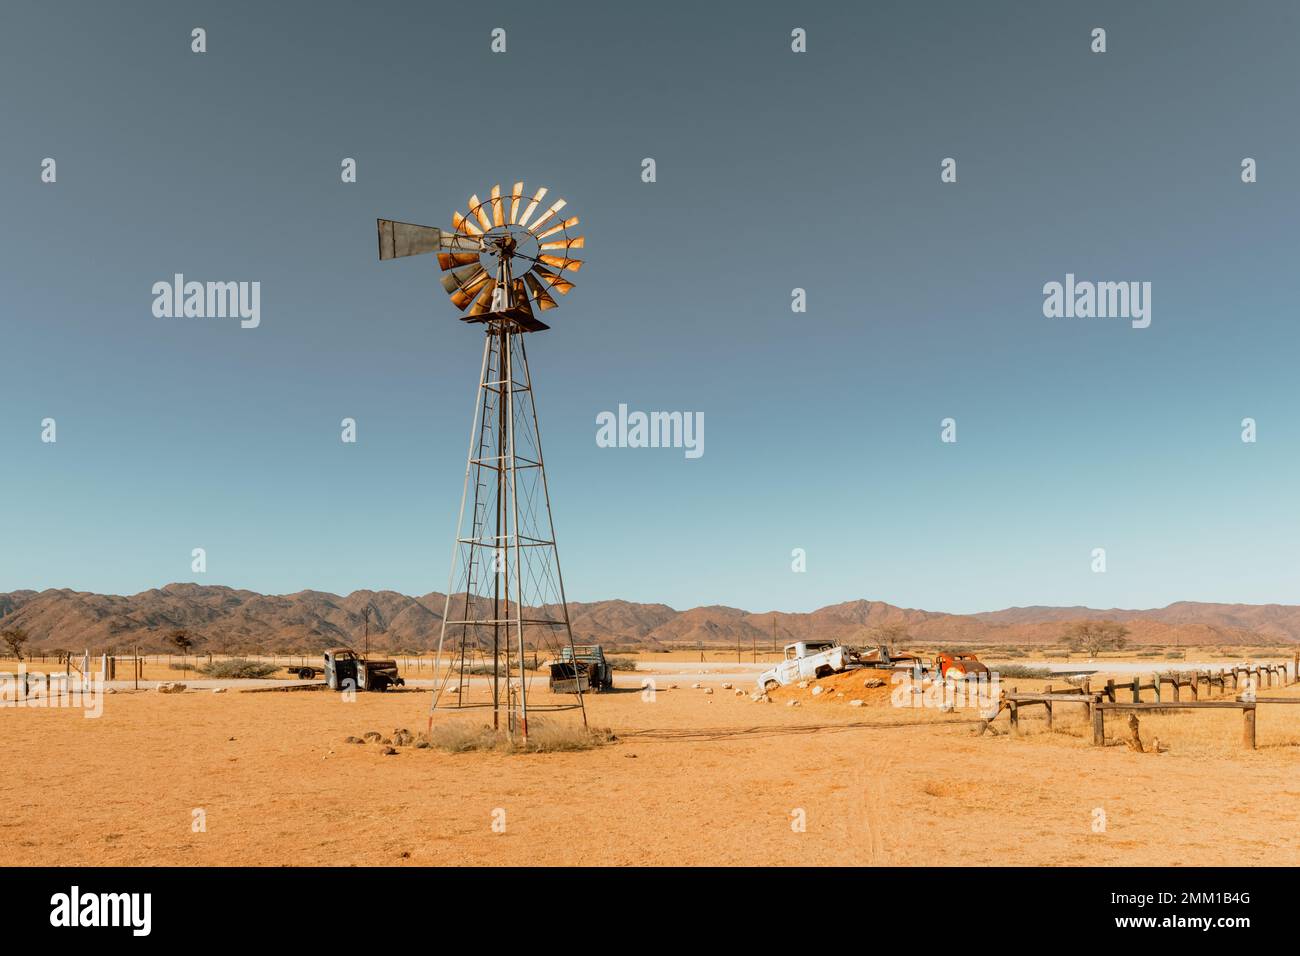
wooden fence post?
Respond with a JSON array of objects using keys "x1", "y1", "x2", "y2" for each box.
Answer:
[
  {"x1": 1153, "y1": 673, "x2": 1161, "y2": 703},
  {"x1": 1009, "y1": 700, "x2": 1019, "y2": 736},
  {"x1": 1043, "y1": 684, "x2": 1053, "y2": 731},
  {"x1": 1092, "y1": 700, "x2": 1105, "y2": 746},
  {"x1": 1131, "y1": 676, "x2": 1140, "y2": 703},
  {"x1": 1172, "y1": 677, "x2": 1180, "y2": 702},
  {"x1": 1243, "y1": 704, "x2": 1256, "y2": 750}
]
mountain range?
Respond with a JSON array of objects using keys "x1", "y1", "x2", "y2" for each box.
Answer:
[{"x1": 2, "y1": 585, "x2": 1299, "y2": 654}]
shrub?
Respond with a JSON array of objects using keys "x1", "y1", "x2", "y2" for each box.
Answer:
[
  {"x1": 607, "y1": 657, "x2": 638, "y2": 671},
  {"x1": 425, "y1": 720, "x2": 615, "y2": 754},
  {"x1": 197, "y1": 658, "x2": 279, "y2": 679},
  {"x1": 988, "y1": 664, "x2": 1051, "y2": 679}
]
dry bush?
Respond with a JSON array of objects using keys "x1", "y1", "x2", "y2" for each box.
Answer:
[{"x1": 426, "y1": 720, "x2": 615, "y2": 754}]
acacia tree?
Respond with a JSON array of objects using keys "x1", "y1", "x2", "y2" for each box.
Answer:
[
  {"x1": 1063, "y1": 620, "x2": 1129, "y2": 657},
  {"x1": 2, "y1": 628, "x2": 30, "y2": 661},
  {"x1": 168, "y1": 629, "x2": 194, "y2": 654},
  {"x1": 870, "y1": 623, "x2": 911, "y2": 654}
]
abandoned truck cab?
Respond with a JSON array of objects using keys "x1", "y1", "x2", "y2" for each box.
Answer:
[
  {"x1": 758, "y1": 641, "x2": 852, "y2": 691},
  {"x1": 323, "y1": 647, "x2": 405, "y2": 692}
]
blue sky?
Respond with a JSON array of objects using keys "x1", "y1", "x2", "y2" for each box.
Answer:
[{"x1": 3, "y1": 1, "x2": 1300, "y2": 613}]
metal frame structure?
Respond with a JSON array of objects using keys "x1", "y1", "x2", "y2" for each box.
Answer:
[{"x1": 377, "y1": 182, "x2": 587, "y2": 744}]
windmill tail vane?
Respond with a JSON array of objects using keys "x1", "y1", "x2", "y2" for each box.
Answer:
[{"x1": 376, "y1": 183, "x2": 589, "y2": 743}]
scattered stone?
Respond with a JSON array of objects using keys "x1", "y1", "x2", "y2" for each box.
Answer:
[
  {"x1": 721, "y1": 682, "x2": 733, "y2": 690},
  {"x1": 343, "y1": 736, "x2": 364, "y2": 744},
  {"x1": 811, "y1": 685, "x2": 824, "y2": 696},
  {"x1": 156, "y1": 682, "x2": 186, "y2": 694},
  {"x1": 734, "y1": 689, "x2": 745, "y2": 696},
  {"x1": 864, "y1": 677, "x2": 885, "y2": 689},
  {"x1": 691, "y1": 682, "x2": 703, "y2": 689},
  {"x1": 787, "y1": 700, "x2": 800, "y2": 708},
  {"x1": 363, "y1": 731, "x2": 382, "y2": 742},
  {"x1": 797, "y1": 681, "x2": 809, "y2": 689},
  {"x1": 849, "y1": 699, "x2": 864, "y2": 707},
  {"x1": 380, "y1": 737, "x2": 393, "y2": 745},
  {"x1": 212, "y1": 687, "x2": 227, "y2": 694},
  {"x1": 414, "y1": 740, "x2": 430, "y2": 749},
  {"x1": 381, "y1": 746, "x2": 398, "y2": 755},
  {"x1": 703, "y1": 687, "x2": 714, "y2": 695}
]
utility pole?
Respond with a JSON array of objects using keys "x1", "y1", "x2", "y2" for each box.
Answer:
[{"x1": 363, "y1": 607, "x2": 370, "y2": 660}]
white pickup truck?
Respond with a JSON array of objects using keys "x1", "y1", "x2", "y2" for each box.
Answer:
[{"x1": 758, "y1": 641, "x2": 854, "y2": 691}]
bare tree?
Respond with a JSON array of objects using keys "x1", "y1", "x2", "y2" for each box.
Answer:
[
  {"x1": 1063, "y1": 620, "x2": 1129, "y2": 657},
  {"x1": 168, "y1": 629, "x2": 194, "y2": 654},
  {"x1": 2, "y1": 628, "x2": 30, "y2": 661},
  {"x1": 870, "y1": 623, "x2": 911, "y2": 655}
]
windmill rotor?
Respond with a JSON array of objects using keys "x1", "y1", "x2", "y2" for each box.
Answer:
[{"x1": 377, "y1": 181, "x2": 583, "y2": 333}]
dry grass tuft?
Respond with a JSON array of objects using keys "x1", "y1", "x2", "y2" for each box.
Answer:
[{"x1": 426, "y1": 720, "x2": 616, "y2": 754}]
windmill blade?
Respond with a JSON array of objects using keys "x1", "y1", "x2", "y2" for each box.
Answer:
[
  {"x1": 538, "y1": 254, "x2": 583, "y2": 272},
  {"x1": 508, "y1": 182, "x2": 524, "y2": 223},
  {"x1": 438, "y1": 251, "x2": 481, "y2": 270},
  {"x1": 440, "y1": 263, "x2": 486, "y2": 295},
  {"x1": 489, "y1": 185, "x2": 505, "y2": 227},
  {"x1": 540, "y1": 236, "x2": 585, "y2": 252},
  {"x1": 516, "y1": 187, "x2": 548, "y2": 228},
  {"x1": 532, "y1": 263, "x2": 575, "y2": 294},
  {"x1": 469, "y1": 194, "x2": 493, "y2": 231},
  {"x1": 523, "y1": 272, "x2": 559, "y2": 311},
  {"x1": 452, "y1": 211, "x2": 482, "y2": 236},
  {"x1": 377, "y1": 220, "x2": 442, "y2": 260},
  {"x1": 535, "y1": 215, "x2": 579, "y2": 241},
  {"x1": 466, "y1": 278, "x2": 499, "y2": 316},
  {"x1": 449, "y1": 270, "x2": 490, "y2": 309},
  {"x1": 528, "y1": 198, "x2": 568, "y2": 234}
]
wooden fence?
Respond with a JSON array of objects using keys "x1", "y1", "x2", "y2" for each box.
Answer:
[{"x1": 997, "y1": 662, "x2": 1297, "y2": 750}]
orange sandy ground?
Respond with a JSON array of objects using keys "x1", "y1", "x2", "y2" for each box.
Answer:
[{"x1": 3, "y1": 674, "x2": 1300, "y2": 866}]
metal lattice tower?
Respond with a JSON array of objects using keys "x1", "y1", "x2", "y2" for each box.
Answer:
[{"x1": 377, "y1": 182, "x2": 587, "y2": 742}]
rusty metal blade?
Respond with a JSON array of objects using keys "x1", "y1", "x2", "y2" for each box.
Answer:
[
  {"x1": 524, "y1": 272, "x2": 559, "y2": 311},
  {"x1": 449, "y1": 270, "x2": 490, "y2": 309},
  {"x1": 538, "y1": 254, "x2": 583, "y2": 272},
  {"x1": 438, "y1": 251, "x2": 481, "y2": 270},
  {"x1": 532, "y1": 264, "x2": 574, "y2": 294},
  {"x1": 535, "y1": 215, "x2": 579, "y2": 240},
  {"x1": 440, "y1": 263, "x2": 486, "y2": 294},
  {"x1": 516, "y1": 187, "x2": 548, "y2": 228},
  {"x1": 528, "y1": 198, "x2": 568, "y2": 234},
  {"x1": 469, "y1": 194, "x2": 493, "y2": 231},
  {"x1": 453, "y1": 211, "x2": 482, "y2": 236},
  {"x1": 508, "y1": 182, "x2": 524, "y2": 223},
  {"x1": 467, "y1": 278, "x2": 498, "y2": 316},
  {"x1": 540, "y1": 236, "x2": 585, "y2": 252},
  {"x1": 490, "y1": 185, "x2": 505, "y2": 227},
  {"x1": 377, "y1": 220, "x2": 442, "y2": 260}
]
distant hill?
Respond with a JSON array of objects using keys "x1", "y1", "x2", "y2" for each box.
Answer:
[{"x1": 1, "y1": 584, "x2": 1296, "y2": 654}]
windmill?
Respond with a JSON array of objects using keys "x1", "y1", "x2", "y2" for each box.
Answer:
[{"x1": 377, "y1": 182, "x2": 587, "y2": 742}]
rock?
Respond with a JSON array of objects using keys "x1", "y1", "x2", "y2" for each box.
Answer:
[
  {"x1": 211, "y1": 687, "x2": 227, "y2": 694},
  {"x1": 811, "y1": 686, "x2": 824, "y2": 696},
  {"x1": 380, "y1": 737, "x2": 393, "y2": 745},
  {"x1": 797, "y1": 681, "x2": 809, "y2": 689},
  {"x1": 703, "y1": 687, "x2": 714, "y2": 695},
  {"x1": 414, "y1": 740, "x2": 430, "y2": 749},
  {"x1": 691, "y1": 682, "x2": 703, "y2": 689},
  {"x1": 787, "y1": 700, "x2": 800, "y2": 708},
  {"x1": 393, "y1": 732, "x2": 415, "y2": 746},
  {"x1": 849, "y1": 699, "x2": 864, "y2": 707},
  {"x1": 734, "y1": 689, "x2": 745, "y2": 696},
  {"x1": 363, "y1": 731, "x2": 382, "y2": 741},
  {"x1": 669, "y1": 683, "x2": 678, "y2": 689},
  {"x1": 864, "y1": 678, "x2": 885, "y2": 689},
  {"x1": 343, "y1": 736, "x2": 364, "y2": 744},
  {"x1": 156, "y1": 682, "x2": 186, "y2": 694},
  {"x1": 381, "y1": 746, "x2": 398, "y2": 755},
  {"x1": 721, "y1": 682, "x2": 733, "y2": 690}
]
